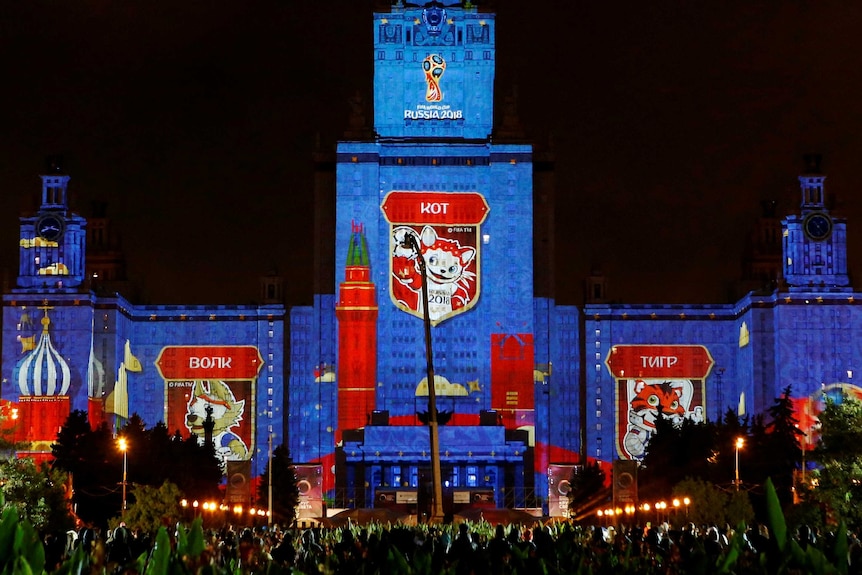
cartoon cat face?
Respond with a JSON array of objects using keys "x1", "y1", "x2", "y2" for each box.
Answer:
[{"x1": 419, "y1": 226, "x2": 476, "y2": 284}]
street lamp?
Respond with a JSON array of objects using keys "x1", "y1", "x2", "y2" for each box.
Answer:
[
  {"x1": 734, "y1": 437, "x2": 745, "y2": 491},
  {"x1": 118, "y1": 437, "x2": 128, "y2": 516},
  {"x1": 401, "y1": 231, "x2": 444, "y2": 523}
]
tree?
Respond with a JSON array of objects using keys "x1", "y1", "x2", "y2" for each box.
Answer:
[
  {"x1": 123, "y1": 481, "x2": 183, "y2": 535},
  {"x1": 118, "y1": 419, "x2": 222, "y2": 504},
  {"x1": 52, "y1": 411, "x2": 223, "y2": 526},
  {"x1": 725, "y1": 489, "x2": 756, "y2": 527},
  {"x1": 0, "y1": 405, "x2": 23, "y2": 458},
  {"x1": 751, "y1": 386, "x2": 804, "y2": 508},
  {"x1": 672, "y1": 477, "x2": 753, "y2": 527},
  {"x1": 810, "y1": 394, "x2": 862, "y2": 530},
  {"x1": 0, "y1": 458, "x2": 74, "y2": 535},
  {"x1": 51, "y1": 411, "x2": 119, "y2": 526},
  {"x1": 565, "y1": 460, "x2": 608, "y2": 519},
  {"x1": 640, "y1": 414, "x2": 718, "y2": 498},
  {"x1": 258, "y1": 445, "x2": 299, "y2": 524},
  {"x1": 168, "y1": 430, "x2": 223, "y2": 502}
]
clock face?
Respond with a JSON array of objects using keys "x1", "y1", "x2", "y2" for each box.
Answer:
[
  {"x1": 36, "y1": 214, "x2": 65, "y2": 242},
  {"x1": 804, "y1": 212, "x2": 832, "y2": 241}
]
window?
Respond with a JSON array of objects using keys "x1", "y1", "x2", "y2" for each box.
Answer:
[{"x1": 466, "y1": 466, "x2": 478, "y2": 487}]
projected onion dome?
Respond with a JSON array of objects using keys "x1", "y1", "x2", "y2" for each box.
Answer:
[{"x1": 15, "y1": 307, "x2": 71, "y2": 396}]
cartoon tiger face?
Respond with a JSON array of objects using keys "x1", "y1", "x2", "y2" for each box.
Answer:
[{"x1": 629, "y1": 379, "x2": 685, "y2": 430}]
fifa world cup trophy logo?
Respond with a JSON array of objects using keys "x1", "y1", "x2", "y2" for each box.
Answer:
[{"x1": 422, "y1": 54, "x2": 446, "y2": 102}]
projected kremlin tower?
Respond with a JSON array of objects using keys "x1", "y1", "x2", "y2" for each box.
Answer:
[{"x1": 335, "y1": 222, "x2": 378, "y2": 442}]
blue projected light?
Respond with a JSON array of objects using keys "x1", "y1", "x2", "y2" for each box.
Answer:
[{"x1": 373, "y1": 6, "x2": 495, "y2": 139}]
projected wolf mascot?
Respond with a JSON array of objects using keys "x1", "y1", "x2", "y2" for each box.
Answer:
[{"x1": 185, "y1": 379, "x2": 249, "y2": 461}]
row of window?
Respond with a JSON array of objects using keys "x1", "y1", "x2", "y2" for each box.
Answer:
[{"x1": 372, "y1": 464, "x2": 493, "y2": 489}]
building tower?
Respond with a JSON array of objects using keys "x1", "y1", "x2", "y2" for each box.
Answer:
[
  {"x1": 334, "y1": 222, "x2": 378, "y2": 442},
  {"x1": 782, "y1": 154, "x2": 851, "y2": 292},
  {"x1": 739, "y1": 199, "x2": 783, "y2": 296},
  {"x1": 16, "y1": 158, "x2": 87, "y2": 292},
  {"x1": 86, "y1": 200, "x2": 132, "y2": 297}
]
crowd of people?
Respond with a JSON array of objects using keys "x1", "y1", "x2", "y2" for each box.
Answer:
[{"x1": 45, "y1": 517, "x2": 860, "y2": 574}]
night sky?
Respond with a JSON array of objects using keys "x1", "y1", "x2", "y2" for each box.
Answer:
[{"x1": 3, "y1": 1, "x2": 862, "y2": 306}]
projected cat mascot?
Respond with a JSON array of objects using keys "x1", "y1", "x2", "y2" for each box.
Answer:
[
  {"x1": 185, "y1": 379, "x2": 249, "y2": 461},
  {"x1": 391, "y1": 225, "x2": 476, "y2": 320}
]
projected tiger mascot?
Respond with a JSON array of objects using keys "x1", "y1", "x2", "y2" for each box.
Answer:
[
  {"x1": 623, "y1": 378, "x2": 703, "y2": 459},
  {"x1": 185, "y1": 379, "x2": 249, "y2": 461}
]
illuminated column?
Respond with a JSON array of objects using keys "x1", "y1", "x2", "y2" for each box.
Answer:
[{"x1": 335, "y1": 222, "x2": 378, "y2": 443}]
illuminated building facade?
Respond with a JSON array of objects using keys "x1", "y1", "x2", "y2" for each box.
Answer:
[
  {"x1": 288, "y1": 1, "x2": 862, "y2": 514},
  {"x1": 2, "y1": 161, "x2": 285, "y2": 499},
  {"x1": 4, "y1": 2, "x2": 862, "y2": 517}
]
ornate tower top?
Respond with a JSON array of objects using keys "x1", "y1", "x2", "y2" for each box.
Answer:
[
  {"x1": 782, "y1": 155, "x2": 851, "y2": 292},
  {"x1": 346, "y1": 221, "x2": 370, "y2": 268},
  {"x1": 16, "y1": 161, "x2": 88, "y2": 291},
  {"x1": 373, "y1": 1, "x2": 495, "y2": 140},
  {"x1": 40, "y1": 156, "x2": 70, "y2": 211},
  {"x1": 799, "y1": 153, "x2": 826, "y2": 213}
]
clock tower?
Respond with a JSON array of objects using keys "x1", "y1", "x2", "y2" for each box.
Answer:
[
  {"x1": 782, "y1": 154, "x2": 851, "y2": 292},
  {"x1": 16, "y1": 158, "x2": 87, "y2": 292}
]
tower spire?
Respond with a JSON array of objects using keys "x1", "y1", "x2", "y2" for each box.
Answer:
[
  {"x1": 346, "y1": 220, "x2": 370, "y2": 267},
  {"x1": 16, "y1": 161, "x2": 87, "y2": 291},
  {"x1": 335, "y1": 221, "x2": 379, "y2": 443},
  {"x1": 40, "y1": 156, "x2": 70, "y2": 211},
  {"x1": 799, "y1": 153, "x2": 826, "y2": 212}
]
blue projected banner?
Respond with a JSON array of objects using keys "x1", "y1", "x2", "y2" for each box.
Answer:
[{"x1": 373, "y1": 6, "x2": 495, "y2": 139}]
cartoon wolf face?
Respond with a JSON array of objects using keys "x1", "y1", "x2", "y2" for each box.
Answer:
[{"x1": 185, "y1": 379, "x2": 249, "y2": 461}]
